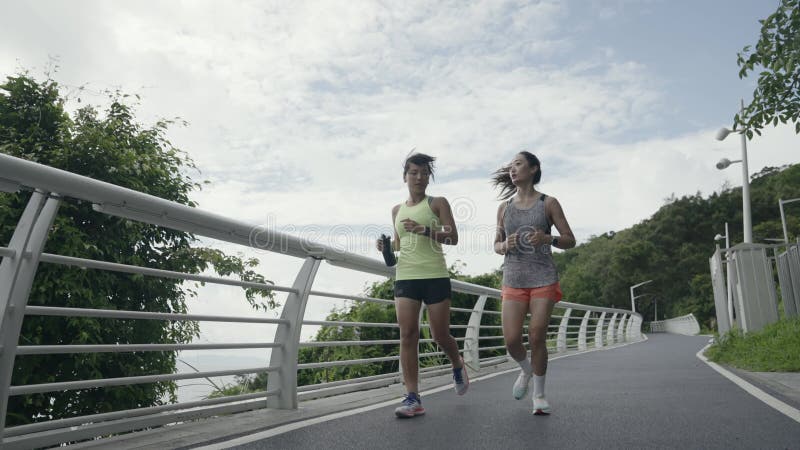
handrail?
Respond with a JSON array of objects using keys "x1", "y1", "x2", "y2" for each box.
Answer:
[
  {"x1": 650, "y1": 313, "x2": 700, "y2": 335},
  {"x1": 0, "y1": 152, "x2": 387, "y2": 270}
]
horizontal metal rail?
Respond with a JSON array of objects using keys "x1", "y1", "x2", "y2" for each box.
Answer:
[
  {"x1": 38, "y1": 253, "x2": 294, "y2": 293},
  {"x1": 16, "y1": 342, "x2": 282, "y2": 355},
  {"x1": 479, "y1": 345, "x2": 508, "y2": 351},
  {"x1": 300, "y1": 339, "x2": 401, "y2": 347},
  {"x1": 9, "y1": 366, "x2": 279, "y2": 395},
  {"x1": 302, "y1": 320, "x2": 399, "y2": 328},
  {"x1": 25, "y1": 305, "x2": 290, "y2": 325},
  {"x1": 298, "y1": 355, "x2": 400, "y2": 370},
  {"x1": 299, "y1": 337, "x2": 466, "y2": 348},
  {"x1": 297, "y1": 349, "x2": 450, "y2": 370},
  {"x1": 297, "y1": 372, "x2": 402, "y2": 392}
]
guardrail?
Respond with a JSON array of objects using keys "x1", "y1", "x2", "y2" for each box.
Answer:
[
  {"x1": 0, "y1": 153, "x2": 642, "y2": 448},
  {"x1": 650, "y1": 313, "x2": 700, "y2": 335},
  {"x1": 710, "y1": 241, "x2": 798, "y2": 334}
]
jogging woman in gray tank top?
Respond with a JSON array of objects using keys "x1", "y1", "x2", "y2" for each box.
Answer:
[{"x1": 492, "y1": 151, "x2": 575, "y2": 416}]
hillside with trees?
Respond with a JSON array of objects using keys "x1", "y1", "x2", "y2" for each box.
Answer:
[{"x1": 557, "y1": 164, "x2": 800, "y2": 327}]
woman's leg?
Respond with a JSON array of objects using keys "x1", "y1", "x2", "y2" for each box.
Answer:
[
  {"x1": 529, "y1": 297, "x2": 556, "y2": 413},
  {"x1": 426, "y1": 299, "x2": 462, "y2": 367},
  {"x1": 395, "y1": 297, "x2": 422, "y2": 393},
  {"x1": 528, "y1": 297, "x2": 556, "y2": 376},
  {"x1": 502, "y1": 300, "x2": 530, "y2": 362}
]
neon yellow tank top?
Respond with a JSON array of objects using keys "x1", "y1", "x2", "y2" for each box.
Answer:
[{"x1": 394, "y1": 196, "x2": 449, "y2": 280}]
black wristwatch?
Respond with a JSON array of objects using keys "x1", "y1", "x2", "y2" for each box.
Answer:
[
  {"x1": 422, "y1": 226, "x2": 431, "y2": 237},
  {"x1": 551, "y1": 236, "x2": 559, "y2": 247}
]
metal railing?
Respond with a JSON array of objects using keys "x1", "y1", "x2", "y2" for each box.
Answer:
[
  {"x1": 0, "y1": 153, "x2": 642, "y2": 448},
  {"x1": 650, "y1": 313, "x2": 700, "y2": 335}
]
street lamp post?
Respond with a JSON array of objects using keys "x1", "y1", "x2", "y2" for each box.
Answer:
[
  {"x1": 630, "y1": 280, "x2": 653, "y2": 312},
  {"x1": 713, "y1": 222, "x2": 730, "y2": 250},
  {"x1": 653, "y1": 297, "x2": 658, "y2": 321},
  {"x1": 714, "y1": 223, "x2": 735, "y2": 328},
  {"x1": 779, "y1": 198, "x2": 800, "y2": 244},
  {"x1": 716, "y1": 99, "x2": 753, "y2": 244}
]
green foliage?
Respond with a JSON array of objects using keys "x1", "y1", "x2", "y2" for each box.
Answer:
[
  {"x1": 206, "y1": 373, "x2": 266, "y2": 399},
  {"x1": 705, "y1": 318, "x2": 800, "y2": 371},
  {"x1": 294, "y1": 263, "x2": 505, "y2": 385},
  {"x1": 297, "y1": 300, "x2": 400, "y2": 385},
  {"x1": 0, "y1": 73, "x2": 274, "y2": 426},
  {"x1": 735, "y1": 0, "x2": 800, "y2": 137}
]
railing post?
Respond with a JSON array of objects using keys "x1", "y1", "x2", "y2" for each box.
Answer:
[
  {"x1": 630, "y1": 315, "x2": 642, "y2": 340},
  {"x1": 266, "y1": 256, "x2": 321, "y2": 409},
  {"x1": 463, "y1": 295, "x2": 488, "y2": 371},
  {"x1": 606, "y1": 313, "x2": 618, "y2": 344},
  {"x1": 556, "y1": 308, "x2": 572, "y2": 352},
  {"x1": 617, "y1": 314, "x2": 628, "y2": 342},
  {"x1": 578, "y1": 310, "x2": 591, "y2": 350},
  {"x1": 594, "y1": 312, "x2": 606, "y2": 348},
  {"x1": 625, "y1": 313, "x2": 634, "y2": 340},
  {"x1": 0, "y1": 192, "x2": 60, "y2": 440}
]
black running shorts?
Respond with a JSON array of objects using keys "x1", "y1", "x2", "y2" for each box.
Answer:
[{"x1": 393, "y1": 277, "x2": 452, "y2": 305}]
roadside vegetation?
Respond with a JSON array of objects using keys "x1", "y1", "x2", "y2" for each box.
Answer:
[{"x1": 705, "y1": 318, "x2": 800, "y2": 372}]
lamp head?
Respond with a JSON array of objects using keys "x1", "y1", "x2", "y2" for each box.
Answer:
[
  {"x1": 716, "y1": 158, "x2": 732, "y2": 170},
  {"x1": 714, "y1": 234, "x2": 725, "y2": 241},
  {"x1": 716, "y1": 127, "x2": 733, "y2": 141}
]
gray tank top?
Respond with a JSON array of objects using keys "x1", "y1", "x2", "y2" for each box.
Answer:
[{"x1": 501, "y1": 194, "x2": 559, "y2": 288}]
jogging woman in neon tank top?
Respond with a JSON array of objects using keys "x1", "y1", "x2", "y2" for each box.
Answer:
[
  {"x1": 375, "y1": 152, "x2": 468, "y2": 418},
  {"x1": 492, "y1": 151, "x2": 575, "y2": 415}
]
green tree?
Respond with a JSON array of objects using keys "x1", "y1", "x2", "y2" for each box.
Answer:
[
  {"x1": 735, "y1": 0, "x2": 800, "y2": 137},
  {"x1": 0, "y1": 73, "x2": 274, "y2": 426}
]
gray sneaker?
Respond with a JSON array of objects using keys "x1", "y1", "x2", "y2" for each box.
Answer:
[
  {"x1": 453, "y1": 357, "x2": 469, "y2": 395},
  {"x1": 395, "y1": 393, "x2": 425, "y2": 418},
  {"x1": 512, "y1": 370, "x2": 532, "y2": 400}
]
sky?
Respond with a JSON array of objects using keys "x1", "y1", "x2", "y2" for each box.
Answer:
[{"x1": 2, "y1": 0, "x2": 797, "y2": 398}]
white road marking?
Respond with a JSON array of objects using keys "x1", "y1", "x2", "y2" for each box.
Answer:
[{"x1": 696, "y1": 340, "x2": 800, "y2": 424}]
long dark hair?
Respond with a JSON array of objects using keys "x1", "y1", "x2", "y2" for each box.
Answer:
[
  {"x1": 491, "y1": 151, "x2": 541, "y2": 200},
  {"x1": 403, "y1": 152, "x2": 436, "y2": 181}
]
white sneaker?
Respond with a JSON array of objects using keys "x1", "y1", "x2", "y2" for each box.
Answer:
[
  {"x1": 532, "y1": 396, "x2": 551, "y2": 415},
  {"x1": 512, "y1": 370, "x2": 532, "y2": 400}
]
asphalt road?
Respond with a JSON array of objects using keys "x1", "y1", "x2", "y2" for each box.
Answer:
[{"x1": 227, "y1": 334, "x2": 800, "y2": 449}]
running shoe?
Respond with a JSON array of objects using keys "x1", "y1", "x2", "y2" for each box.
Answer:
[
  {"x1": 512, "y1": 370, "x2": 532, "y2": 400},
  {"x1": 532, "y1": 396, "x2": 551, "y2": 415},
  {"x1": 453, "y1": 357, "x2": 469, "y2": 395},
  {"x1": 395, "y1": 393, "x2": 425, "y2": 418}
]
